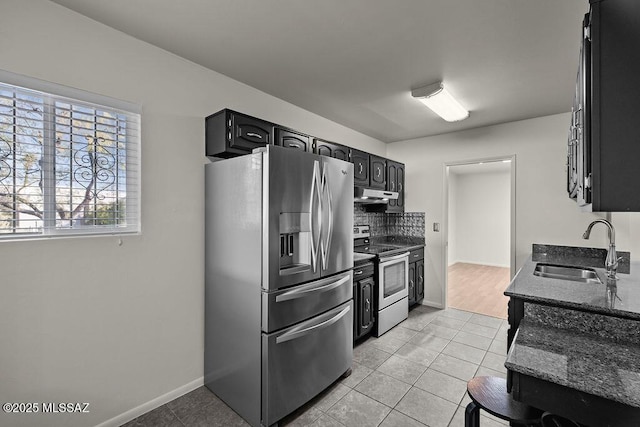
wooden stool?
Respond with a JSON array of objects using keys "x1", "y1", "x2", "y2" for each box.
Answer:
[{"x1": 466, "y1": 376, "x2": 543, "y2": 427}]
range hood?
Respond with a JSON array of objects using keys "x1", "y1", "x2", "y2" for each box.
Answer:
[{"x1": 354, "y1": 186, "x2": 399, "y2": 204}]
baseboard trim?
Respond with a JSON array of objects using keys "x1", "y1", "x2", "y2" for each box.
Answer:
[
  {"x1": 95, "y1": 377, "x2": 204, "y2": 427},
  {"x1": 421, "y1": 300, "x2": 443, "y2": 309}
]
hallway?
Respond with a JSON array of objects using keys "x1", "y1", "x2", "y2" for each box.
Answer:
[{"x1": 447, "y1": 263, "x2": 510, "y2": 319}]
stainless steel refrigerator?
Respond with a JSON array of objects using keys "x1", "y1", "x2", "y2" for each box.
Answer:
[{"x1": 204, "y1": 145, "x2": 354, "y2": 427}]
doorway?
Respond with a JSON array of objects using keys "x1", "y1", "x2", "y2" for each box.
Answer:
[{"x1": 444, "y1": 157, "x2": 515, "y2": 319}]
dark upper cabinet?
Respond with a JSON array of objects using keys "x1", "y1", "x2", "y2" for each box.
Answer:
[
  {"x1": 569, "y1": 0, "x2": 640, "y2": 211},
  {"x1": 276, "y1": 128, "x2": 311, "y2": 152},
  {"x1": 386, "y1": 160, "x2": 405, "y2": 213},
  {"x1": 206, "y1": 109, "x2": 274, "y2": 158},
  {"x1": 350, "y1": 149, "x2": 370, "y2": 186},
  {"x1": 314, "y1": 139, "x2": 349, "y2": 162},
  {"x1": 369, "y1": 155, "x2": 386, "y2": 190}
]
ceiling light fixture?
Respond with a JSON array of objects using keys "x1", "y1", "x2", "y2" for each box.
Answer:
[{"x1": 411, "y1": 82, "x2": 469, "y2": 122}]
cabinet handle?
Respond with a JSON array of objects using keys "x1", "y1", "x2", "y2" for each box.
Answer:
[
  {"x1": 365, "y1": 298, "x2": 370, "y2": 311},
  {"x1": 377, "y1": 169, "x2": 381, "y2": 178},
  {"x1": 414, "y1": 254, "x2": 419, "y2": 258},
  {"x1": 391, "y1": 182, "x2": 395, "y2": 190},
  {"x1": 359, "y1": 164, "x2": 363, "y2": 174},
  {"x1": 355, "y1": 270, "x2": 363, "y2": 275},
  {"x1": 246, "y1": 132, "x2": 262, "y2": 139},
  {"x1": 398, "y1": 183, "x2": 402, "y2": 191}
]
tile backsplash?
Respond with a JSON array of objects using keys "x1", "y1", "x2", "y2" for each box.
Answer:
[{"x1": 354, "y1": 205, "x2": 425, "y2": 238}]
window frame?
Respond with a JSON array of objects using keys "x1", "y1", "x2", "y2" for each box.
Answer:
[{"x1": 0, "y1": 69, "x2": 141, "y2": 241}]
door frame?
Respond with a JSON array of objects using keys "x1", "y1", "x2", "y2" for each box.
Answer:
[{"x1": 442, "y1": 155, "x2": 516, "y2": 310}]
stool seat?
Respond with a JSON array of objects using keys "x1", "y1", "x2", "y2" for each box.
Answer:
[{"x1": 465, "y1": 376, "x2": 543, "y2": 427}]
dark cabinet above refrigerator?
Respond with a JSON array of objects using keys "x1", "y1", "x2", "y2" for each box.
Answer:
[
  {"x1": 314, "y1": 139, "x2": 350, "y2": 161},
  {"x1": 205, "y1": 108, "x2": 406, "y2": 212},
  {"x1": 568, "y1": 0, "x2": 640, "y2": 212},
  {"x1": 206, "y1": 109, "x2": 274, "y2": 158}
]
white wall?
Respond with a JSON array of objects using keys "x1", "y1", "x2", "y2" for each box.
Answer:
[
  {"x1": 0, "y1": 2, "x2": 386, "y2": 427},
  {"x1": 447, "y1": 172, "x2": 458, "y2": 266},
  {"x1": 387, "y1": 113, "x2": 611, "y2": 308},
  {"x1": 449, "y1": 171, "x2": 511, "y2": 267}
]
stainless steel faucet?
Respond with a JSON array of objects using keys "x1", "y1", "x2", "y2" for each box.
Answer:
[{"x1": 582, "y1": 219, "x2": 618, "y2": 279}]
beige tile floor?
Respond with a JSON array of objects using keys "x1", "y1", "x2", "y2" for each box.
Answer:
[{"x1": 122, "y1": 306, "x2": 510, "y2": 427}]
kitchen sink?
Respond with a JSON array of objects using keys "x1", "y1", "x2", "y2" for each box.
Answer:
[{"x1": 533, "y1": 263, "x2": 602, "y2": 284}]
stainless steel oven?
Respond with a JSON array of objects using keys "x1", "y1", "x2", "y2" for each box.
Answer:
[{"x1": 376, "y1": 251, "x2": 409, "y2": 336}]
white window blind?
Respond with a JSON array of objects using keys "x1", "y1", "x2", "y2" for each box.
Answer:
[{"x1": 0, "y1": 72, "x2": 140, "y2": 239}]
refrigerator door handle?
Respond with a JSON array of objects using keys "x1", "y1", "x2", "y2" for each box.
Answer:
[
  {"x1": 309, "y1": 160, "x2": 322, "y2": 272},
  {"x1": 320, "y1": 162, "x2": 333, "y2": 271},
  {"x1": 275, "y1": 273, "x2": 350, "y2": 302},
  {"x1": 275, "y1": 305, "x2": 351, "y2": 344}
]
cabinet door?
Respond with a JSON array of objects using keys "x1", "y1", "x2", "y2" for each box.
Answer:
[
  {"x1": 408, "y1": 262, "x2": 416, "y2": 306},
  {"x1": 206, "y1": 109, "x2": 274, "y2": 158},
  {"x1": 396, "y1": 163, "x2": 405, "y2": 211},
  {"x1": 386, "y1": 160, "x2": 405, "y2": 213},
  {"x1": 315, "y1": 139, "x2": 349, "y2": 161},
  {"x1": 276, "y1": 128, "x2": 311, "y2": 152},
  {"x1": 387, "y1": 162, "x2": 398, "y2": 210},
  {"x1": 350, "y1": 149, "x2": 370, "y2": 186},
  {"x1": 358, "y1": 278, "x2": 375, "y2": 337},
  {"x1": 369, "y1": 155, "x2": 386, "y2": 190},
  {"x1": 415, "y1": 260, "x2": 424, "y2": 303}
]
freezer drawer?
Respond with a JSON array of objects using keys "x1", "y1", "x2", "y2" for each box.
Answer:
[
  {"x1": 261, "y1": 301, "x2": 353, "y2": 426},
  {"x1": 262, "y1": 271, "x2": 352, "y2": 333}
]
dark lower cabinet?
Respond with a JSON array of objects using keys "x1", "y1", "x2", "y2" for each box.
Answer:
[
  {"x1": 276, "y1": 128, "x2": 311, "y2": 152},
  {"x1": 408, "y1": 247, "x2": 425, "y2": 307},
  {"x1": 353, "y1": 261, "x2": 375, "y2": 342},
  {"x1": 206, "y1": 109, "x2": 274, "y2": 158},
  {"x1": 408, "y1": 262, "x2": 416, "y2": 306},
  {"x1": 356, "y1": 278, "x2": 375, "y2": 338},
  {"x1": 314, "y1": 139, "x2": 349, "y2": 161},
  {"x1": 415, "y1": 259, "x2": 424, "y2": 303}
]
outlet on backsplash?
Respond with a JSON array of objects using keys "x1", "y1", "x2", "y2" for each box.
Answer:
[{"x1": 353, "y1": 205, "x2": 425, "y2": 238}]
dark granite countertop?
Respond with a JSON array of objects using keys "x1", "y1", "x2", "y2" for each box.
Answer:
[
  {"x1": 353, "y1": 253, "x2": 375, "y2": 264},
  {"x1": 370, "y1": 236, "x2": 425, "y2": 252},
  {"x1": 506, "y1": 319, "x2": 640, "y2": 408},
  {"x1": 504, "y1": 245, "x2": 640, "y2": 320}
]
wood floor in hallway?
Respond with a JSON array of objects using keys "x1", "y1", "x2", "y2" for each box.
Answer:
[{"x1": 448, "y1": 262, "x2": 510, "y2": 319}]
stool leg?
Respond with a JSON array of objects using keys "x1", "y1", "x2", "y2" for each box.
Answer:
[{"x1": 465, "y1": 401, "x2": 480, "y2": 427}]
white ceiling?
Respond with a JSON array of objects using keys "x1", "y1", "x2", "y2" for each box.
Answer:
[{"x1": 49, "y1": 0, "x2": 588, "y2": 143}]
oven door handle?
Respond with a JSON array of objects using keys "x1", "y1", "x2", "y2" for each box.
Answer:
[
  {"x1": 275, "y1": 273, "x2": 350, "y2": 302},
  {"x1": 276, "y1": 305, "x2": 351, "y2": 344},
  {"x1": 379, "y1": 252, "x2": 410, "y2": 263}
]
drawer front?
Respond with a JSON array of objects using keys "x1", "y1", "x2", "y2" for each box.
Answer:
[
  {"x1": 353, "y1": 263, "x2": 375, "y2": 279},
  {"x1": 409, "y1": 248, "x2": 424, "y2": 262},
  {"x1": 262, "y1": 271, "x2": 353, "y2": 333},
  {"x1": 262, "y1": 301, "x2": 352, "y2": 425}
]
